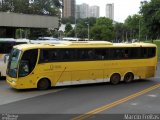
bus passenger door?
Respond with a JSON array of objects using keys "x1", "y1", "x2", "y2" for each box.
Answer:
[{"x1": 18, "y1": 49, "x2": 38, "y2": 88}]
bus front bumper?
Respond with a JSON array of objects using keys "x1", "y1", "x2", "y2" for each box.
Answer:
[{"x1": 6, "y1": 76, "x2": 18, "y2": 89}]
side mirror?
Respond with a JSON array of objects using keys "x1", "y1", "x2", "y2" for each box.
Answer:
[{"x1": 4, "y1": 54, "x2": 9, "y2": 64}]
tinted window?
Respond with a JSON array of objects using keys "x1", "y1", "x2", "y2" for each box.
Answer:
[
  {"x1": 109, "y1": 48, "x2": 125, "y2": 60},
  {"x1": 19, "y1": 49, "x2": 38, "y2": 77},
  {"x1": 39, "y1": 49, "x2": 76, "y2": 63},
  {"x1": 141, "y1": 48, "x2": 148, "y2": 58},
  {"x1": 39, "y1": 47, "x2": 156, "y2": 63},
  {"x1": 40, "y1": 49, "x2": 60, "y2": 62},
  {"x1": 95, "y1": 49, "x2": 108, "y2": 60},
  {"x1": 60, "y1": 49, "x2": 76, "y2": 61},
  {"x1": 148, "y1": 47, "x2": 156, "y2": 58},
  {"x1": 77, "y1": 49, "x2": 95, "y2": 60},
  {"x1": 129, "y1": 48, "x2": 141, "y2": 59}
]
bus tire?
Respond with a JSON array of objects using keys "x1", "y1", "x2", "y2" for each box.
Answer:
[
  {"x1": 110, "y1": 73, "x2": 121, "y2": 85},
  {"x1": 124, "y1": 72, "x2": 134, "y2": 83},
  {"x1": 37, "y1": 78, "x2": 51, "y2": 90}
]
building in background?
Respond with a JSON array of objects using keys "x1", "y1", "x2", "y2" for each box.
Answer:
[
  {"x1": 89, "y1": 6, "x2": 99, "y2": 18},
  {"x1": 76, "y1": 5, "x2": 81, "y2": 19},
  {"x1": 79, "y1": 3, "x2": 89, "y2": 18},
  {"x1": 76, "y1": 3, "x2": 99, "y2": 19},
  {"x1": 106, "y1": 3, "x2": 114, "y2": 20},
  {"x1": 62, "y1": 0, "x2": 75, "y2": 19}
]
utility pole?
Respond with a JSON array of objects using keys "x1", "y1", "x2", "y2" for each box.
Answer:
[
  {"x1": 85, "y1": 22, "x2": 90, "y2": 41},
  {"x1": 87, "y1": 23, "x2": 89, "y2": 41},
  {"x1": 75, "y1": 0, "x2": 77, "y2": 38},
  {"x1": 139, "y1": 19, "x2": 141, "y2": 41}
]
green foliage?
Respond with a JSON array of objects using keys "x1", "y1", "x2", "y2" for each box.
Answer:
[
  {"x1": 0, "y1": 0, "x2": 62, "y2": 16},
  {"x1": 153, "y1": 40, "x2": 160, "y2": 58},
  {"x1": 75, "y1": 17, "x2": 96, "y2": 39},
  {"x1": 64, "y1": 23, "x2": 75, "y2": 37},
  {"x1": 114, "y1": 23, "x2": 125, "y2": 42},
  {"x1": 124, "y1": 14, "x2": 141, "y2": 41},
  {"x1": 77, "y1": 27, "x2": 88, "y2": 39},
  {"x1": 123, "y1": 14, "x2": 149, "y2": 41},
  {"x1": 91, "y1": 17, "x2": 114, "y2": 41},
  {"x1": 65, "y1": 23, "x2": 73, "y2": 33},
  {"x1": 96, "y1": 17, "x2": 112, "y2": 27},
  {"x1": 140, "y1": 0, "x2": 160, "y2": 40}
]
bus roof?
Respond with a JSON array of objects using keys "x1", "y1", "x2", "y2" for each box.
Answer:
[{"x1": 13, "y1": 41, "x2": 157, "y2": 51}]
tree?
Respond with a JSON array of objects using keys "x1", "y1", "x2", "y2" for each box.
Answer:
[
  {"x1": 65, "y1": 23, "x2": 73, "y2": 37},
  {"x1": 0, "y1": 0, "x2": 62, "y2": 16},
  {"x1": 124, "y1": 14, "x2": 142, "y2": 41},
  {"x1": 124, "y1": 14, "x2": 149, "y2": 41},
  {"x1": 75, "y1": 17, "x2": 97, "y2": 39},
  {"x1": 140, "y1": 0, "x2": 160, "y2": 39},
  {"x1": 114, "y1": 23, "x2": 126, "y2": 42},
  {"x1": 91, "y1": 17, "x2": 114, "y2": 41},
  {"x1": 29, "y1": 0, "x2": 61, "y2": 16}
]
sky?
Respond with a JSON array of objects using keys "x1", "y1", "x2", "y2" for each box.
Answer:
[{"x1": 76, "y1": 0, "x2": 150, "y2": 23}]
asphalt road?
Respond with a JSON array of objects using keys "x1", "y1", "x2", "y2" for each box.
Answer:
[{"x1": 0, "y1": 61, "x2": 160, "y2": 120}]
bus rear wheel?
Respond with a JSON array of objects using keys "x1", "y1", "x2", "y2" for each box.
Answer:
[
  {"x1": 124, "y1": 72, "x2": 134, "y2": 83},
  {"x1": 110, "y1": 73, "x2": 121, "y2": 85},
  {"x1": 37, "y1": 78, "x2": 51, "y2": 90}
]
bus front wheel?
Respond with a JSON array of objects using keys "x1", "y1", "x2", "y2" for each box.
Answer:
[
  {"x1": 110, "y1": 73, "x2": 121, "y2": 85},
  {"x1": 37, "y1": 78, "x2": 51, "y2": 90},
  {"x1": 124, "y1": 72, "x2": 134, "y2": 83}
]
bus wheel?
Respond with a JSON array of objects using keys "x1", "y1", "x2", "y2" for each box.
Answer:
[
  {"x1": 110, "y1": 73, "x2": 121, "y2": 85},
  {"x1": 124, "y1": 72, "x2": 134, "y2": 83},
  {"x1": 37, "y1": 78, "x2": 51, "y2": 90}
]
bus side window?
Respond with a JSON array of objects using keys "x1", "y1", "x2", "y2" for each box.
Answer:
[
  {"x1": 141, "y1": 48, "x2": 148, "y2": 58},
  {"x1": 103, "y1": 49, "x2": 109, "y2": 60},
  {"x1": 112, "y1": 49, "x2": 122, "y2": 59},
  {"x1": 88, "y1": 49, "x2": 95, "y2": 59},
  {"x1": 124, "y1": 49, "x2": 129, "y2": 58},
  {"x1": 41, "y1": 49, "x2": 59, "y2": 62},
  {"x1": 95, "y1": 49, "x2": 105, "y2": 60},
  {"x1": 62, "y1": 50, "x2": 70, "y2": 60},
  {"x1": 42, "y1": 50, "x2": 50, "y2": 62},
  {"x1": 148, "y1": 47, "x2": 156, "y2": 58},
  {"x1": 60, "y1": 49, "x2": 74, "y2": 61},
  {"x1": 78, "y1": 50, "x2": 87, "y2": 60},
  {"x1": 51, "y1": 50, "x2": 58, "y2": 61},
  {"x1": 129, "y1": 48, "x2": 140, "y2": 59},
  {"x1": 19, "y1": 49, "x2": 38, "y2": 77}
]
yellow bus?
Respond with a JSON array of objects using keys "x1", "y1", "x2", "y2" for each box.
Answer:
[{"x1": 6, "y1": 41, "x2": 157, "y2": 90}]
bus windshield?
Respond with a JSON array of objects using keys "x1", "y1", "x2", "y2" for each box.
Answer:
[{"x1": 7, "y1": 49, "x2": 21, "y2": 78}]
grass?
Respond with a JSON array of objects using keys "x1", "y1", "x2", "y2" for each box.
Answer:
[{"x1": 153, "y1": 40, "x2": 160, "y2": 58}]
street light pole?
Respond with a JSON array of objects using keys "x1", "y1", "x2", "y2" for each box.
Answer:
[
  {"x1": 75, "y1": 0, "x2": 77, "y2": 38},
  {"x1": 87, "y1": 23, "x2": 89, "y2": 41},
  {"x1": 139, "y1": 19, "x2": 141, "y2": 41},
  {"x1": 75, "y1": 15, "x2": 77, "y2": 38},
  {"x1": 85, "y1": 22, "x2": 90, "y2": 41}
]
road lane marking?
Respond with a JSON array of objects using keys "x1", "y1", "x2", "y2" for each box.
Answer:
[
  {"x1": 147, "y1": 94, "x2": 157, "y2": 98},
  {"x1": 72, "y1": 84, "x2": 160, "y2": 120}
]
